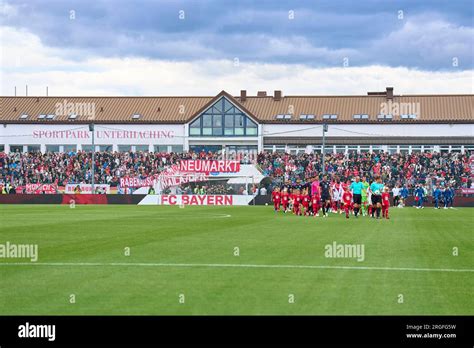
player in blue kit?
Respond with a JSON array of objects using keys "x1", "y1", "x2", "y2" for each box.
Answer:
[
  {"x1": 450, "y1": 185, "x2": 456, "y2": 208},
  {"x1": 433, "y1": 185, "x2": 442, "y2": 209},
  {"x1": 443, "y1": 185, "x2": 455, "y2": 209},
  {"x1": 414, "y1": 184, "x2": 425, "y2": 209}
]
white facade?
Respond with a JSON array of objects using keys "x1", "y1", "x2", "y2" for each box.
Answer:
[
  {"x1": 0, "y1": 122, "x2": 472, "y2": 154},
  {"x1": 262, "y1": 123, "x2": 474, "y2": 138},
  {"x1": 0, "y1": 124, "x2": 184, "y2": 153}
]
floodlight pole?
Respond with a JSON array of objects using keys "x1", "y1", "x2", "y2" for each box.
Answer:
[
  {"x1": 322, "y1": 123, "x2": 328, "y2": 175},
  {"x1": 89, "y1": 123, "x2": 95, "y2": 194}
]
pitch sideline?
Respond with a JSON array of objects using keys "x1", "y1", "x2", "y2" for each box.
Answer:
[{"x1": 0, "y1": 262, "x2": 472, "y2": 273}]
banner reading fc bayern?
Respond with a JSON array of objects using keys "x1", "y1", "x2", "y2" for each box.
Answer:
[{"x1": 138, "y1": 194, "x2": 254, "y2": 206}]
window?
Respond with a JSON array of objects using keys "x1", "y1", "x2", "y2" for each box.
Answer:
[
  {"x1": 189, "y1": 97, "x2": 258, "y2": 137},
  {"x1": 63, "y1": 145, "x2": 77, "y2": 152},
  {"x1": 312, "y1": 145, "x2": 323, "y2": 153},
  {"x1": 46, "y1": 114, "x2": 55, "y2": 120},
  {"x1": 347, "y1": 146, "x2": 358, "y2": 153},
  {"x1": 263, "y1": 145, "x2": 274, "y2": 152},
  {"x1": 274, "y1": 146, "x2": 286, "y2": 153},
  {"x1": 154, "y1": 145, "x2": 168, "y2": 153},
  {"x1": 132, "y1": 114, "x2": 141, "y2": 119},
  {"x1": 411, "y1": 146, "x2": 422, "y2": 153},
  {"x1": 171, "y1": 145, "x2": 183, "y2": 153},
  {"x1": 38, "y1": 114, "x2": 46, "y2": 119},
  {"x1": 20, "y1": 114, "x2": 28, "y2": 119},
  {"x1": 212, "y1": 114, "x2": 223, "y2": 135},
  {"x1": 189, "y1": 118, "x2": 200, "y2": 136},
  {"x1": 246, "y1": 118, "x2": 257, "y2": 135},
  {"x1": 10, "y1": 145, "x2": 23, "y2": 153},
  {"x1": 46, "y1": 145, "x2": 60, "y2": 153},
  {"x1": 423, "y1": 146, "x2": 434, "y2": 153},
  {"x1": 399, "y1": 146, "x2": 410, "y2": 154},
  {"x1": 134, "y1": 145, "x2": 149, "y2": 152},
  {"x1": 69, "y1": 114, "x2": 78, "y2": 120},
  {"x1": 224, "y1": 115, "x2": 234, "y2": 135},
  {"x1": 372, "y1": 146, "x2": 383, "y2": 153},
  {"x1": 388, "y1": 146, "x2": 398, "y2": 154},
  {"x1": 0, "y1": 145, "x2": 4, "y2": 152},
  {"x1": 377, "y1": 114, "x2": 393, "y2": 121},
  {"x1": 10, "y1": 145, "x2": 23, "y2": 152},
  {"x1": 97, "y1": 145, "x2": 112, "y2": 152},
  {"x1": 189, "y1": 145, "x2": 222, "y2": 153},
  {"x1": 26, "y1": 145, "x2": 40, "y2": 152},
  {"x1": 118, "y1": 145, "x2": 132, "y2": 152},
  {"x1": 82, "y1": 145, "x2": 94, "y2": 152}
]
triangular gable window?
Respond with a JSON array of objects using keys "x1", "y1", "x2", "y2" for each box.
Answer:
[{"x1": 189, "y1": 97, "x2": 258, "y2": 137}]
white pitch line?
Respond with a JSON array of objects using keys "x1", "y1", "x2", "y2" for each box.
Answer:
[{"x1": 0, "y1": 262, "x2": 472, "y2": 273}]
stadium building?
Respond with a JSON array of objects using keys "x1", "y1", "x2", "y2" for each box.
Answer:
[{"x1": 1, "y1": 87, "x2": 473, "y2": 154}]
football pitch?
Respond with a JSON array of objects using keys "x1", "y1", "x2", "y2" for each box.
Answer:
[{"x1": 0, "y1": 205, "x2": 472, "y2": 315}]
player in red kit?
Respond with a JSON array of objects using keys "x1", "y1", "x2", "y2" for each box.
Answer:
[
  {"x1": 281, "y1": 188, "x2": 290, "y2": 213},
  {"x1": 271, "y1": 187, "x2": 282, "y2": 212},
  {"x1": 291, "y1": 189, "x2": 302, "y2": 216},
  {"x1": 301, "y1": 188, "x2": 311, "y2": 216},
  {"x1": 381, "y1": 187, "x2": 390, "y2": 219},
  {"x1": 342, "y1": 187, "x2": 353, "y2": 219},
  {"x1": 311, "y1": 190, "x2": 321, "y2": 216}
]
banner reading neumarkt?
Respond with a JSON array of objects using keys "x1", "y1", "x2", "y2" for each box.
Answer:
[
  {"x1": 138, "y1": 194, "x2": 254, "y2": 206},
  {"x1": 179, "y1": 160, "x2": 240, "y2": 174}
]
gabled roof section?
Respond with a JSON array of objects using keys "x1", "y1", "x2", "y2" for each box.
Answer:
[{"x1": 186, "y1": 90, "x2": 260, "y2": 124}]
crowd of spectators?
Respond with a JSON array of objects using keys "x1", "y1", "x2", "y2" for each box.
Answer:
[
  {"x1": 0, "y1": 150, "x2": 472, "y2": 194},
  {"x1": 258, "y1": 150, "x2": 473, "y2": 191},
  {"x1": 0, "y1": 150, "x2": 220, "y2": 189}
]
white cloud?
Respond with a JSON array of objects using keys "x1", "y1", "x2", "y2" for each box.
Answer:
[
  {"x1": 369, "y1": 18, "x2": 474, "y2": 69},
  {"x1": 0, "y1": 1, "x2": 17, "y2": 17},
  {"x1": 1, "y1": 25, "x2": 472, "y2": 96}
]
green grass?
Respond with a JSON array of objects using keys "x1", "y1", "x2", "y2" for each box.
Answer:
[{"x1": 0, "y1": 205, "x2": 473, "y2": 315}]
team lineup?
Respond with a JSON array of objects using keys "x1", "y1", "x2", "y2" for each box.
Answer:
[{"x1": 270, "y1": 174, "x2": 457, "y2": 219}]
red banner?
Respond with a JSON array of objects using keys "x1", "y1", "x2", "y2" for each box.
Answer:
[
  {"x1": 25, "y1": 183, "x2": 58, "y2": 194},
  {"x1": 179, "y1": 160, "x2": 240, "y2": 173},
  {"x1": 120, "y1": 176, "x2": 157, "y2": 188},
  {"x1": 461, "y1": 188, "x2": 474, "y2": 194}
]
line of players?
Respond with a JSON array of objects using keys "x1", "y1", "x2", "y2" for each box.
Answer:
[
  {"x1": 271, "y1": 175, "x2": 390, "y2": 219},
  {"x1": 413, "y1": 183, "x2": 456, "y2": 209}
]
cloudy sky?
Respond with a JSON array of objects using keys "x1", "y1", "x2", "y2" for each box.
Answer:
[{"x1": 0, "y1": 0, "x2": 472, "y2": 96}]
